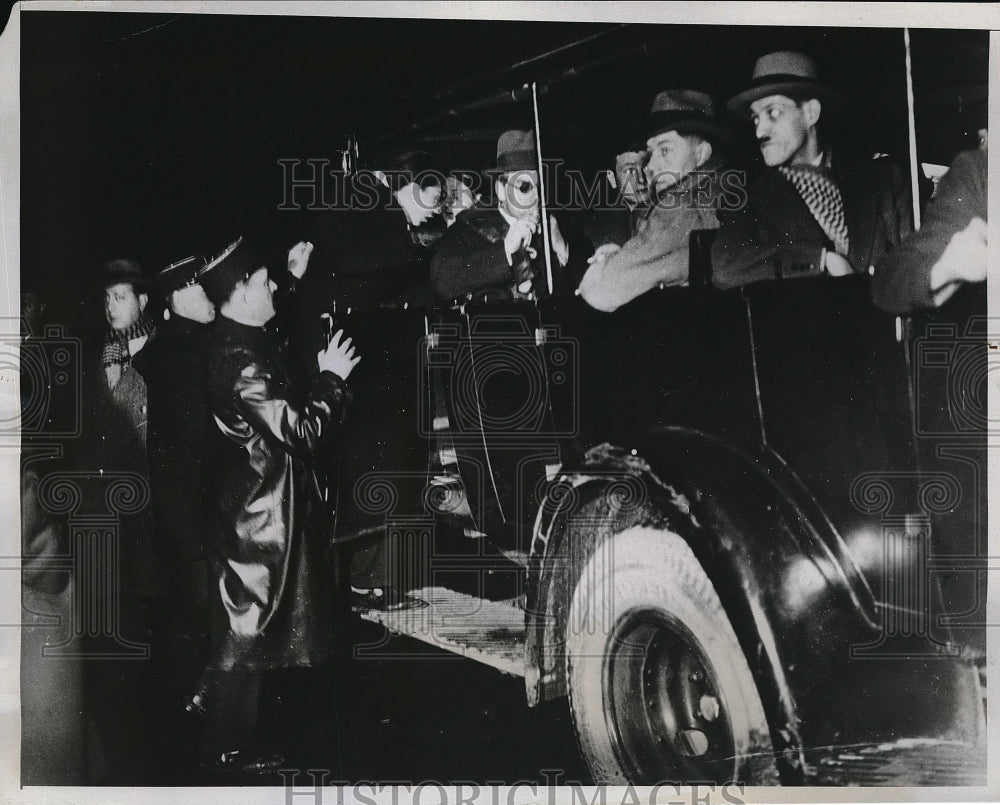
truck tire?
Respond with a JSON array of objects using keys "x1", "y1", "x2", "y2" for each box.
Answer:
[{"x1": 565, "y1": 525, "x2": 778, "y2": 785}]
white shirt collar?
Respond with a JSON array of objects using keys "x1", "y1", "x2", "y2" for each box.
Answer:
[{"x1": 498, "y1": 205, "x2": 522, "y2": 229}]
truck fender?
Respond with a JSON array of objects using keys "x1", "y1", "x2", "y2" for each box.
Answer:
[{"x1": 524, "y1": 430, "x2": 882, "y2": 782}]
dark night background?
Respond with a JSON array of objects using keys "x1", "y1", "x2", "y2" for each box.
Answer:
[
  {"x1": 13, "y1": 8, "x2": 991, "y2": 786},
  {"x1": 19, "y1": 10, "x2": 988, "y2": 344}
]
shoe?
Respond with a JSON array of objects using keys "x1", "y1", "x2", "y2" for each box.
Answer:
[
  {"x1": 201, "y1": 749, "x2": 285, "y2": 775},
  {"x1": 351, "y1": 587, "x2": 427, "y2": 612}
]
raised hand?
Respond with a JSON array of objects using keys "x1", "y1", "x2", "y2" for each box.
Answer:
[
  {"x1": 287, "y1": 241, "x2": 315, "y2": 279},
  {"x1": 504, "y1": 214, "x2": 539, "y2": 261},
  {"x1": 939, "y1": 216, "x2": 987, "y2": 285},
  {"x1": 588, "y1": 243, "x2": 623, "y2": 265},
  {"x1": 317, "y1": 328, "x2": 361, "y2": 380}
]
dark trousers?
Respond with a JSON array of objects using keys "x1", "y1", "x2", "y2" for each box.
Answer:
[
  {"x1": 203, "y1": 665, "x2": 338, "y2": 767},
  {"x1": 81, "y1": 596, "x2": 159, "y2": 784},
  {"x1": 203, "y1": 668, "x2": 263, "y2": 758},
  {"x1": 154, "y1": 558, "x2": 211, "y2": 703}
]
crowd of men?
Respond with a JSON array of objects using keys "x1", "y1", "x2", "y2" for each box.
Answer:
[{"x1": 20, "y1": 49, "x2": 987, "y2": 784}]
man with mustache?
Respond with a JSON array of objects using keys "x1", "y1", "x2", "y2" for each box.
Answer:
[{"x1": 712, "y1": 51, "x2": 912, "y2": 289}]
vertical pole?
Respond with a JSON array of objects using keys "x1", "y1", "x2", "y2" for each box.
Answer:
[
  {"x1": 896, "y1": 28, "x2": 922, "y2": 348},
  {"x1": 904, "y1": 28, "x2": 922, "y2": 231},
  {"x1": 531, "y1": 81, "x2": 554, "y2": 295}
]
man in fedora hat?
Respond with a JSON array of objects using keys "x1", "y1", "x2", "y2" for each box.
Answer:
[
  {"x1": 79, "y1": 258, "x2": 162, "y2": 781},
  {"x1": 579, "y1": 89, "x2": 733, "y2": 312},
  {"x1": 430, "y1": 129, "x2": 578, "y2": 302},
  {"x1": 712, "y1": 50, "x2": 912, "y2": 289},
  {"x1": 97, "y1": 258, "x2": 154, "y2": 411},
  {"x1": 198, "y1": 236, "x2": 359, "y2": 773},
  {"x1": 577, "y1": 146, "x2": 651, "y2": 260}
]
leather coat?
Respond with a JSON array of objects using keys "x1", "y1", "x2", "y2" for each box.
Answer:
[{"x1": 205, "y1": 316, "x2": 351, "y2": 671}]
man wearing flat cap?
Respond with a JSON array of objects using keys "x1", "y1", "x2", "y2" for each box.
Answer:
[
  {"x1": 131, "y1": 254, "x2": 217, "y2": 750},
  {"x1": 198, "y1": 236, "x2": 359, "y2": 772},
  {"x1": 579, "y1": 89, "x2": 733, "y2": 311},
  {"x1": 430, "y1": 129, "x2": 580, "y2": 302},
  {"x1": 712, "y1": 51, "x2": 912, "y2": 289}
]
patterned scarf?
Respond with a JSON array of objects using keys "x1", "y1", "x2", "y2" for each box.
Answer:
[
  {"x1": 779, "y1": 164, "x2": 850, "y2": 256},
  {"x1": 101, "y1": 311, "x2": 154, "y2": 370}
]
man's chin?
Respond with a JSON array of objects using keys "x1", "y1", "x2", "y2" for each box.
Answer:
[{"x1": 760, "y1": 147, "x2": 784, "y2": 167}]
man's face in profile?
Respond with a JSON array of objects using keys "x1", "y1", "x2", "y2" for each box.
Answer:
[{"x1": 645, "y1": 131, "x2": 703, "y2": 194}]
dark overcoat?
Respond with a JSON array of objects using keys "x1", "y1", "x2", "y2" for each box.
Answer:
[
  {"x1": 133, "y1": 315, "x2": 212, "y2": 562},
  {"x1": 205, "y1": 316, "x2": 351, "y2": 671},
  {"x1": 712, "y1": 155, "x2": 913, "y2": 289},
  {"x1": 430, "y1": 206, "x2": 588, "y2": 302},
  {"x1": 305, "y1": 178, "x2": 435, "y2": 314},
  {"x1": 872, "y1": 149, "x2": 986, "y2": 314},
  {"x1": 83, "y1": 355, "x2": 159, "y2": 599}
]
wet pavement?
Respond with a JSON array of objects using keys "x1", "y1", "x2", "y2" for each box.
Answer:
[{"x1": 170, "y1": 618, "x2": 590, "y2": 786}]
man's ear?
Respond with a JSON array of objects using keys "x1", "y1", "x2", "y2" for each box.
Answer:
[
  {"x1": 138, "y1": 293, "x2": 148, "y2": 312},
  {"x1": 802, "y1": 98, "x2": 822, "y2": 128},
  {"x1": 695, "y1": 140, "x2": 713, "y2": 169}
]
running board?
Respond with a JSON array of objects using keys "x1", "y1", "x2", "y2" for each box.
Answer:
[{"x1": 357, "y1": 586, "x2": 526, "y2": 677}]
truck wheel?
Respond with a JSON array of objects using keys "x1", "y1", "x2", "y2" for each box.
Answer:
[{"x1": 565, "y1": 526, "x2": 778, "y2": 785}]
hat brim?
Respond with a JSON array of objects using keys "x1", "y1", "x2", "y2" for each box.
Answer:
[
  {"x1": 486, "y1": 161, "x2": 540, "y2": 176},
  {"x1": 100, "y1": 274, "x2": 152, "y2": 294},
  {"x1": 726, "y1": 80, "x2": 845, "y2": 118},
  {"x1": 644, "y1": 116, "x2": 734, "y2": 148}
]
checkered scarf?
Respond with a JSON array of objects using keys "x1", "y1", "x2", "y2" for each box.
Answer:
[
  {"x1": 101, "y1": 311, "x2": 154, "y2": 370},
  {"x1": 779, "y1": 165, "x2": 850, "y2": 256}
]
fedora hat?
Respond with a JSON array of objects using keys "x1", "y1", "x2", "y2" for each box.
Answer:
[
  {"x1": 99, "y1": 258, "x2": 151, "y2": 294},
  {"x1": 488, "y1": 129, "x2": 538, "y2": 175},
  {"x1": 644, "y1": 89, "x2": 732, "y2": 147},
  {"x1": 727, "y1": 51, "x2": 845, "y2": 118}
]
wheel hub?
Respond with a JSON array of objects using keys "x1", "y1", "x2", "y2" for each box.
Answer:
[{"x1": 606, "y1": 609, "x2": 737, "y2": 783}]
